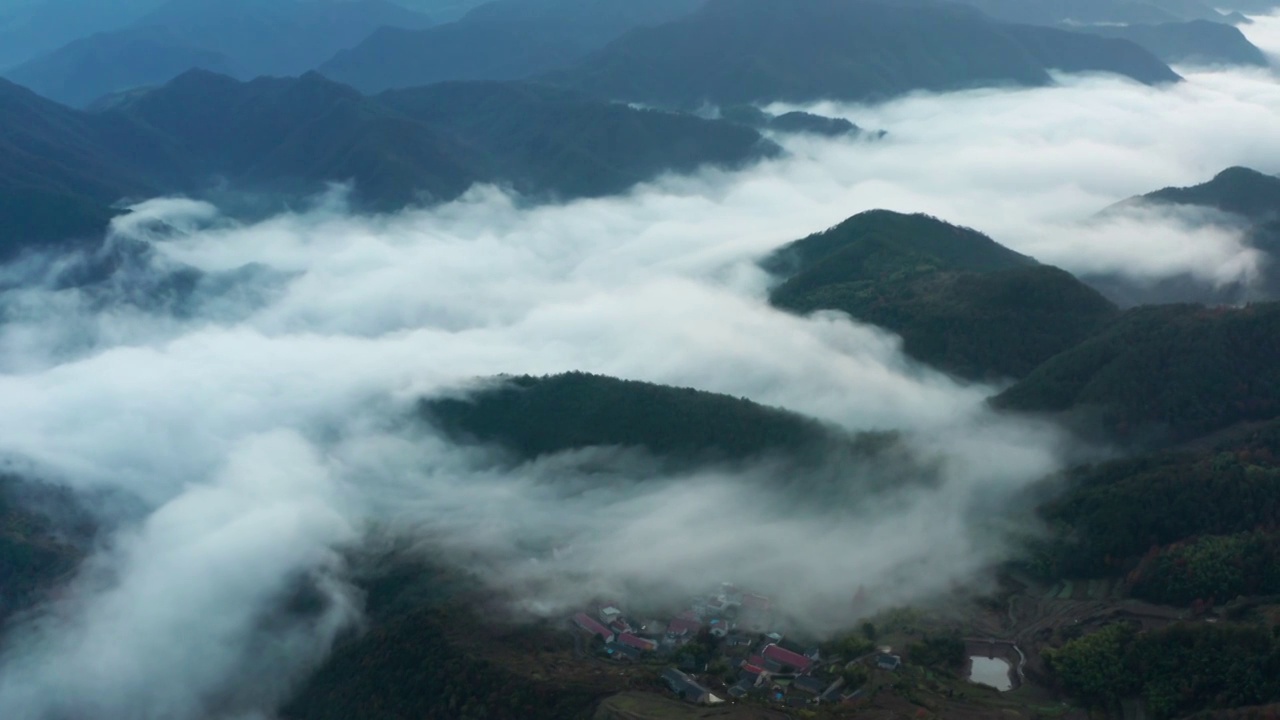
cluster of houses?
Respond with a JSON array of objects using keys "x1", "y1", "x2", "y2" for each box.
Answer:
[{"x1": 568, "y1": 583, "x2": 903, "y2": 708}]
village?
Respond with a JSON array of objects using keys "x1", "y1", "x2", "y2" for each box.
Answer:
[{"x1": 568, "y1": 583, "x2": 904, "y2": 709}]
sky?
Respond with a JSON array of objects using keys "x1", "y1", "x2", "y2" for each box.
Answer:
[{"x1": 0, "y1": 13, "x2": 1278, "y2": 720}]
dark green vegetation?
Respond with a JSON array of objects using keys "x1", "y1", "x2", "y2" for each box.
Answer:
[
  {"x1": 766, "y1": 210, "x2": 1118, "y2": 380},
  {"x1": 1129, "y1": 530, "x2": 1280, "y2": 606},
  {"x1": 994, "y1": 303, "x2": 1280, "y2": 441},
  {"x1": 420, "y1": 372, "x2": 839, "y2": 464},
  {"x1": 548, "y1": 0, "x2": 1179, "y2": 108},
  {"x1": 318, "y1": 0, "x2": 704, "y2": 94},
  {"x1": 1, "y1": 70, "x2": 768, "y2": 255},
  {"x1": 0, "y1": 475, "x2": 92, "y2": 627},
  {"x1": 1047, "y1": 622, "x2": 1280, "y2": 720},
  {"x1": 1035, "y1": 419, "x2": 1280, "y2": 592},
  {"x1": 907, "y1": 633, "x2": 967, "y2": 670},
  {"x1": 720, "y1": 105, "x2": 871, "y2": 138},
  {"x1": 4, "y1": 0, "x2": 434, "y2": 107},
  {"x1": 283, "y1": 560, "x2": 617, "y2": 720},
  {"x1": 1080, "y1": 21, "x2": 1268, "y2": 67}
]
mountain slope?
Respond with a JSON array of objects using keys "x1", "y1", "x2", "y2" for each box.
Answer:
[
  {"x1": 4, "y1": 27, "x2": 239, "y2": 108},
  {"x1": 106, "y1": 71, "x2": 770, "y2": 207},
  {"x1": 1091, "y1": 167, "x2": 1280, "y2": 306},
  {"x1": 377, "y1": 82, "x2": 772, "y2": 199},
  {"x1": 5, "y1": 0, "x2": 434, "y2": 107},
  {"x1": 765, "y1": 211, "x2": 1118, "y2": 380},
  {"x1": 1137, "y1": 166, "x2": 1280, "y2": 221},
  {"x1": 0, "y1": 77, "x2": 183, "y2": 256},
  {"x1": 1079, "y1": 21, "x2": 1269, "y2": 67},
  {"x1": 2, "y1": 70, "x2": 770, "y2": 254},
  {"x1": 318, "y1": 0, "x2": 704, "y2": 94},
  {"x1": 993, "y1": 303, "x2": 1280, "y2": 442},
  {"x1": 0, "y1": 475, "x2": 95, "y2": 629},
  {"x1": 547, "y1": 0, "x2": 1180, "y2": 108}
]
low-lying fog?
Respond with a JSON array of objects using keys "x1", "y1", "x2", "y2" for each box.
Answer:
[{"x1": 0, "y1": 14, "x2": 1278, "y2": 720}]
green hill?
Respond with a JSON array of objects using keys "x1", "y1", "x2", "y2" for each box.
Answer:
[
  {"x1": 766, "y1": 210, "x2": 1118, "y2": 380},
  {"x1": 547, "y1": 0, "x2": 1179, "y2": 108},
  {"x1": 993, "y1": 303, "x2": 1280, "y2": 442},
  {"x1": 420, "y1": 372, "x2": 841, "y2": 464}
]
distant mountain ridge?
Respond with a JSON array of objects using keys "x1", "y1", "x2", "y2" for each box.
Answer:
[
  {"x1": 1138, "y1": 166, "x2": 1280, "y2": 221},
  {"x1": 0, "y1": 70, "x2": 772, "y2": 257},
  {"x1": 4, "y1": 0, "x2": 436, "y2": 107},
  {"x1": 545, "y1": 0, "x2": 1181, "y2": 108},
  {"x1": 765, "y1": 210, "x2": 1119, "y2": 380},
  {"x1": 318, "y1": 0, "x2": 706, "y2": 93},
  {"x1": 1079, "y1": 20, "x2": 1269, "y2": 67},
  {"x1": 949, "y1": 0, "x2": 1244, "y2": 25},
  {"x1": 1089, "y1": 167, "x2": 1280, "y2": 306}
]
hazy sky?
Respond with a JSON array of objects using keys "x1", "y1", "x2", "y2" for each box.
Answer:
[{"x1": 0, "y1": 14, "x2": 1278, "y2": 720}]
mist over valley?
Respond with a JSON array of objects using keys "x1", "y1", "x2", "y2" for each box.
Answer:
[{"x1": 3, "y1": 2, "x2": 1280, "y2": 719}]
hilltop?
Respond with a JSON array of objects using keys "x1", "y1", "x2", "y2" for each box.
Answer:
[
  {"x1": 765, "y1": 211, "x2": 1118, "y2": 380},
  {"x1": 1094, "y1": 167, "x2": 1280, "y2": 305},
  {"x1": 419, "y1": 372, "x2": 843, "y2": 465},
  {"x1": 1136, "y1": 166, "x2": 1280, "y2": 221}
]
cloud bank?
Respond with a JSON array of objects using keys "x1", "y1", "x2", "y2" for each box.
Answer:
[{"x1": 1, "y1": 19, "x2": 1279, "y2": 719}]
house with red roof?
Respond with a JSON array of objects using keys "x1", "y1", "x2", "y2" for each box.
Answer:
[
  {"x1": 762, "y1": 643, "x2": 813, "y2": 673},
  {"x1": 573, "y1": 612, "x2": 615, "y2": 643},
  {"x1": 618, "y1": 633, "x2": 659, "y2": 652}
]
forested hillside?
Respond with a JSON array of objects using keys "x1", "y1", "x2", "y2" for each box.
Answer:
[
  {"x1": 994, "y1": 303, "x2": 1280, "y2": 441},
  {"x1": 0, "y1": 70, "x2": 769, "y2": 256},
  {"x1": 1035, "y1": 419, "x2": 1280, "y2": 584},
  {"x1": 420, "y1": 372, "x2": 840, "y2": 464},
  {"x1": 766, "y1": 210, "x2": 1117, "y2": 380},
  {"x1": 1048, "y1": 623, "x2": 1280, "y2": 720}
]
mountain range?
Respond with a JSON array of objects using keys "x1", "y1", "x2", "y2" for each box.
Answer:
[
  {"x1": 317, "y1": 0, "x2": 706, "y2": 94},
  {"x1": 545, "y1": 0, "x2": 1182, "y2": 109},
  {"x1": 4, "y1": 0, "x2": 436, "y2": 107},
  {"x1": 0, "y1": 70, "x2": 771, "y2": 258}
]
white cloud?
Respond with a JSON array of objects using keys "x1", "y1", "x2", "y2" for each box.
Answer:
[{"x1": 1, "y1": 34, "x2": 1279, "y2": 717}]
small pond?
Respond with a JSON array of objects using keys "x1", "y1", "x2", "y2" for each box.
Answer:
[{"x1": 968, "y1": 656, "x2": 1012, "y2": 691}]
